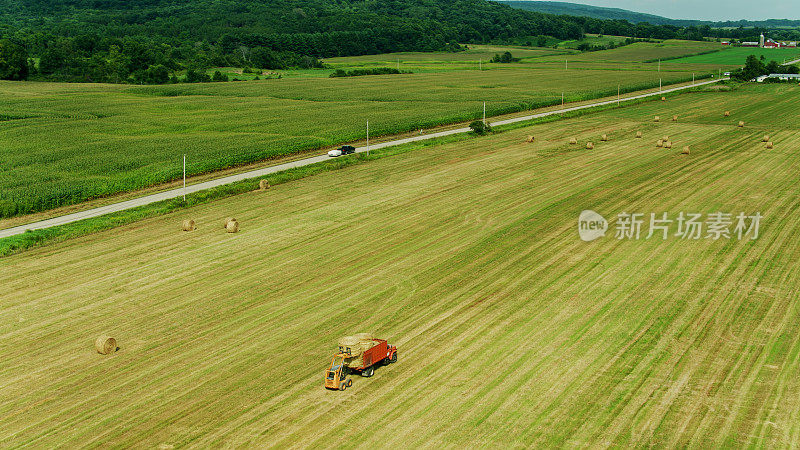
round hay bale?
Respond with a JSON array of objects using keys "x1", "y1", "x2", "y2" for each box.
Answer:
[
  {"x1": 569, "y1": 137, "x2": 577, "y2": 145},
  {"x1": 672, "y1": 115, "x2": 678, "y2": 122},
  {"x1": 354, "y1": 332, "x2": 374, "y2": 342},
  {"x1": 636, "y1": 131, "x2": 643, "y2": 138},
  {"x1": 586, "y1": 142, "x2": 594, "y2": 150},
  {"x1": 664, "y1": 141, "x2": 673, "y2": 149},
  {"x1": 525, "y1": 135, "x2": 535, "y2": 143},
  {"x1": 656, "y1": 140, "x2": 663, "y2": 148},
  {"x1": 225, "y1": 219, "x2": 239, "y2": 233},
  {"x1": 338, "y1": 335, "x2": 376, "y2": 367},
  {"x1": 339, "y1": 335, "x2": 361, "y2": 349},
  {"x1": 654, "y1": 116, "x2": 660, "y2": 122},
  {"x1": 681, "y1": 146, "x2": 690, "y2": 155},
  {"x1": 762, "y1": 135, "x2": 770, "y2": 142},
  {"x1": 724, "y1": 111, "x2": 731, "y2": 117},
  {"x1": 223, "y1": 217, "x2": 236, "y2": 229},
  {"x1": 738, "y1": 121, "x2": 745, "y2": 128},
  {"x1": 600, "y1": 134, "x2": 608, "y2": 142},
  {"x1": 95, "y1": 335, "x2": 117, "y2": 355},
  {"x1": 182, "y1": 219, "x2": 195, "y2": 232},
  {"x1": 766, "y1": 141, "x2": 774, "y2": 149},
  {"x1": 259, "y1": 179, "x2": 270, "y2": 190},
  {"x1": 661, "y1": 96, "x2": 666, "y2": 101},
  {"x1": 338, "y1": 335, "x2": 363, "y2": 365}
]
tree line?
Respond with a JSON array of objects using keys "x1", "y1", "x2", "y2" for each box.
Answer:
[{"x1": 731, "y1": 55, "x2": 800, "y2": 81}]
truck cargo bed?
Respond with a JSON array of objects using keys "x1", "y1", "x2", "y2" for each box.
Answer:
[{"x1": 348, "y1": 339, "x2": 389, "y2": 370}]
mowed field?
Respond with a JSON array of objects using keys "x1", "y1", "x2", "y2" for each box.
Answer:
[
  {"x1": 2, "y1": 83, "x2": 800, "y2": 447},
  {"x1": 324, "y1": 44, "x2": 570, "y2": 68},
  {"x1": 322, "y1": 45, "x2": 569, "y2": 74},
  {"x1": 556, "y1": 34, "x2": 630, "y2": 50},
  {"x1": 0, "y1": 64, "x2": 704, "y2": 219},
  {"x1": 538, "y1": 40, "x2": 721, "y2": 63}
]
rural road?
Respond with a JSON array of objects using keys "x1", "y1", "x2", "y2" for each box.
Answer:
[{"x1": 0, "y1": 78, "x2": 724, "y2": 239}]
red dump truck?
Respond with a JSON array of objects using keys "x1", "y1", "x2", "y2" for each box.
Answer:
[{"x1": 325, "y1": 336, "x2": 397, "y2": 390}]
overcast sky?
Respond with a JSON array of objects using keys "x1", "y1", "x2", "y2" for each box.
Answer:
[{"x1": 555, "y1": 0, "x2": 800, "y2": 21}]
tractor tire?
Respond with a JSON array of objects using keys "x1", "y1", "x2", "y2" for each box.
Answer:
[
  {"x1": 362, "y1": 366, "x2": 374, "y2": 377},
  {"x1": 346, "y1": 379, "x2": 353, "y2": 387},
  {"x1": 340, "y1": 382, "x2": 347, "y2": 391},
  {"x1": 389, "y1": 351, "x2": 398, "y2": 363}
]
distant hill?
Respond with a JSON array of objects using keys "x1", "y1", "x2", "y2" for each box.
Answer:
[
  {"x1": 494, "y1": 1, "x2": 800, "y2": 28},
  {"x1": 495, "y1": 1, "x2": 682, "y2": 25}
]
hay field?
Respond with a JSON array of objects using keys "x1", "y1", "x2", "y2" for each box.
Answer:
[
  {"x1": 324, "y1": 44, "x2": 569, "y2": 67},
  {"x1": 2, "y1": 83, "x2": 800, "y2": 447},
  {"x1": 538, "y1": 40, "x2": 721, "y2": 63},
  {"x1": 556, "y1": 34, "x2": 630, "y2": 50},
  {"x1": 672, "y1": 46, "x2": 800, "y2": 65},
  {"x1": 0, "y1": 66, "x2": 702, "y2": 218}
]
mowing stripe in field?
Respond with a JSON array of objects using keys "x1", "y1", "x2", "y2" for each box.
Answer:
[{"x1": 1, "y1": 85, "x2": 799, "y2": 447}]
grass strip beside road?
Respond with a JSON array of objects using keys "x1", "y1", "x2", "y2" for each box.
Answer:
[{"x1": 0, "y1": 133, "x2": 466, "y2": 257}]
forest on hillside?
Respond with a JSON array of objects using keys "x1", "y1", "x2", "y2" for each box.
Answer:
[{"x1": 0, "y1": 0, "x2": 711, "y2": 84}]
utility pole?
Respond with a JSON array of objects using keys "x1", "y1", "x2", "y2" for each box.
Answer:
[
  {"x1": 692, "y1": 73, "x2": 695, "y2": 84},
  {"x1": 483, "y1": 102, "x2": 486, "y2": 125},
  {"x1": 659, "y1": 78, "x2": 662, "y2": 92},
  {"x1": 617, "y1": 84, "x2": 620, "y2": 106},
  {"x1": 479, "y1": 59, "x2": 482, "y2": 71},
  {"x1": 366, "y1": 121, "x2": 370, "y2": 156},
  {"x1": 562, "y1": 92, "x2": 564, "y2": 106},
  {"x1": 565, "y1": 58, "x2": 568, "y2": 70},
  {"x1": 182, "y1": 154, "x2": 186, "y2": 202}
]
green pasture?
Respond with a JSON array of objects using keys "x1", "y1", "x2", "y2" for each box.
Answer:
[{"x1": 672, "y1": 46, "x2": 800, "y2": 65}]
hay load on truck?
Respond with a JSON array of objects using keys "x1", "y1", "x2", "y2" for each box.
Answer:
[{"x1": 324, "y1": 333, "x2": 397, "y2": 390}]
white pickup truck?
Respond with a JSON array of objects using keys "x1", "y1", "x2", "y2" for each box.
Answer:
[{"x1": 328, "y1": 145, "x2": 356, "y2": 157}]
